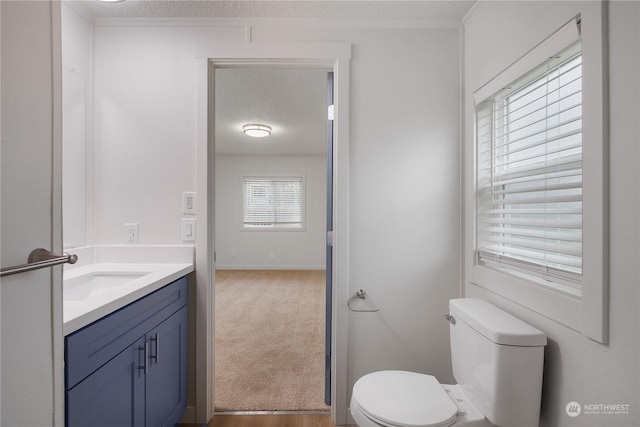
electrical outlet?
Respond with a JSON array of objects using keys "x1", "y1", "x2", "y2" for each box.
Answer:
[{"x1": 125, "y1": 223, "x2": 139, "y2": 244}]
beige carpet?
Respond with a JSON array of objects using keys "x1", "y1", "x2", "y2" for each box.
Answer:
[{"x1": 214, "y1": 270, "x2": 330, "y2": 412}]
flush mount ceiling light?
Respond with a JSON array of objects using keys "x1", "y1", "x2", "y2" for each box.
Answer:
[
  {"x1": 97, "y1": 0, "x2": 126, "y2": 3},
  {"x1": 243, "y1": 124, "x2": 272, "y2": 138}
]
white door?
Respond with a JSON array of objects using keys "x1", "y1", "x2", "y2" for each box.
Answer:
[{"x1": 1, "y1": 1, "x2": 64, "y2": 426}]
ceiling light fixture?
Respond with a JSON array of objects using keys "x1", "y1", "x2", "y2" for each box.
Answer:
[
  {"x1": 243, "y1": 124, "x2": 272, "y2": 138},
  {"x1": 97, "y1": 0, "x2": 126, "y2": 3}
]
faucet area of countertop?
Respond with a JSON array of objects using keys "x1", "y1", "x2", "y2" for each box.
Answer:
[{"x1": 62, "y1": 245, "x2": 194, "y2": 335}]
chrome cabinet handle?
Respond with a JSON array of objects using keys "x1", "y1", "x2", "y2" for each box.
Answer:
[
  {"x1": 0, "y1": 248, "x2": 78, "y2": 277},
  {"x1": 150, "y1": 333, "x2": 160, "y2": 364},
  {"x1": 139, "y1": 342, "x2": 149, "y2": 375}
]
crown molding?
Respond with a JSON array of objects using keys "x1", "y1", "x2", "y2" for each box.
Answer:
[
  {"x1": 93, "y1": 16, "x2": 463, "y2": 30},
  {"x1": 463, "y1": 0, "x2": 485, "y2": 26}
]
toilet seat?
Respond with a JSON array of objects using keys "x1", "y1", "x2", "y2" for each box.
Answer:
[{"x1": 351, "y1": 371, "x2": 458, "y2": 427}]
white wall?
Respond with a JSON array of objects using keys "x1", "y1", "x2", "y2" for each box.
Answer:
[
  {"x1": 463, "y1": 1, "x2": 639, "y2": 426},
  {"x1": 92, "y1": 26, "x2": 207, "y2": 245},
  {"x1": 215, "y1": 155, "x2": 326, "y2": 270},
  {"x1": 92, "y1": 21, "x2": 461, "y2": 422},
  {"x1": 61, "y1": 2, "x2": 93, "y2": 247}
]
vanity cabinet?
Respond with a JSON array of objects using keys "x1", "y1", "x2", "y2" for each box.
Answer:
[{"x1": 65, "y1": 276, "x2": 187, "y2": 427}]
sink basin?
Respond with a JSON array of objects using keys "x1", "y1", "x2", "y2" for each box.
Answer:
[{"x1": 64, "y1": 272, "x2": 150, "y2": 302}]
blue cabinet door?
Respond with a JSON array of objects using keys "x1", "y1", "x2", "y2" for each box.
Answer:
[
  {"x1": 67, "y1": 337, "x2": 146, "y2": 427},
  {"x1": 145, "y1": 307, "x2": 187, "y2": 427},
  {"x1": 65, "y1": 278, "x2": 188, "y2": 427}
]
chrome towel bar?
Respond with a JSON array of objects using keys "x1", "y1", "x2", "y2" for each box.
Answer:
[{"x1": 0, "y1": 248, "x2": 78, "y2": 278}]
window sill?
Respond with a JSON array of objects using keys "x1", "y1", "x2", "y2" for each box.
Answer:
[
  {"x1": 240, "y1": 226, "x2": 306, "y2": 232},
  {"x1": 472, "y1": 264, "x2": 582, "y2": 333}
]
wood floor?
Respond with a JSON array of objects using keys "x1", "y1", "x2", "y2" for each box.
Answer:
[{"x1": 183, "y1": 413, "x2": 338, "y2": 427}]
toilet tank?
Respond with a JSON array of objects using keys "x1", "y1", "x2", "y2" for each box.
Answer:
[{"x1": 449, "y1": 299, "x2": 547, "y2": 427}]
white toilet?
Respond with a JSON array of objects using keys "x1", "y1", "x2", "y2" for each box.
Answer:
[{"x1": 350, "y1": 298, "x2": 547, "y2": 427}]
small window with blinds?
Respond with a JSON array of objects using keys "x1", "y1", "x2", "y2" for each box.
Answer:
[
  {"x1": 476, "y1": 40, "x2": 583, "y2": 292},
  {"x1": 242, "y1": 176, "x2": 305, "y2": 230}
]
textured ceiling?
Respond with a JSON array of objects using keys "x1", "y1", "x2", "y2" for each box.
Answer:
[
  {"x1": 71, "y1": 0, "x2": 474, "y2": 156},
  {"x1": 71, "y1": 0, "x2": 474, "y2": 21},
  {"x1": 215, "y1": 68, "x2": 329, "y2": 156}
]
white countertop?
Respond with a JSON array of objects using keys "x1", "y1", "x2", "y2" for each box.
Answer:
[{"x1": 63, "y1": 262, "x2": 193, "y2": 336}]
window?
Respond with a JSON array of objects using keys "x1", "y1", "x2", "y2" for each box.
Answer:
[
  {"x1": 242, "y1": 176, "x2": 305, "y2": 230},
  {"x1": 470, "y1": 15, "x2": 608, "y2": 343},
  {"x1": 476, "y1": 41, "x2": 583, "y2": 296}
]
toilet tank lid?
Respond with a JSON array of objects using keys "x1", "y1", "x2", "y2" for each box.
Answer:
[{"x1": 449, "y1": 298, "x2": 547, "y2": 347}]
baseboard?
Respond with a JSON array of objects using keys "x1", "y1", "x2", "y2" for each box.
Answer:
[
  {"x1": 346, "y1": 409, "x2": 356, "y2": 425},
  {"x1": 215, "y1": 265, "x2": 325, "y2": 271},
  {"x1": 214, "y1": 410, "x2": 331, "y2": 415},
  {"x1": 179, "y1": 405, "x2": 196, "y2": 424}
]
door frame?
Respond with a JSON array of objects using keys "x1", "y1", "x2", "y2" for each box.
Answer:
[
  {"x1": 325, "y1": 70, "x2": 334, "y2": 406},
  {"x1": 194, "y1": 43, "x2": 351, "y2": 425}
]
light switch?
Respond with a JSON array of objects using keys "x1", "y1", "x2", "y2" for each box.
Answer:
[
  {"x1": 182, "y1": 192, "x2": 196, "y2": 215},
  {"x1": 182, "y1": 218, "x2": 196, "y2": 241}
]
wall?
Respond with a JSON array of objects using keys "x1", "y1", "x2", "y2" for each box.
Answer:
[
  {"x1": 215, "y1": 155, "x2": 326, "y2": 270},
  {"x1": 61, "y1": 2, "x2": 93, "y2": 247},
  {"x1": 463, "y1": 1, "x2": 639, "y2": 426},
  {"x1": 92, "y1": 26, "x2": 204, "y2": 245},
  {"x1": 92, "y1": 21, "x2": 461, "y2": 422}
]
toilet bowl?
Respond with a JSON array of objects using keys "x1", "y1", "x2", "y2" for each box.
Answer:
[
  {"x1": 350, "y1": 299, "x2": 547, "y2": 427},
  {"x1": 350, "y1": 370, "x2": 490, "y2": 427}
]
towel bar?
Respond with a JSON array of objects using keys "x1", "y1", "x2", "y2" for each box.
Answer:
[{"x1": 0, "y1": 248, "x2": 78, "y2": 278}]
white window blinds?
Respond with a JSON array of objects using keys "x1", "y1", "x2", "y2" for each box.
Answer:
[
  {"x1": 476, "y1": 41, "x2": 583, "y2": 286},
  {"x1": 242, "y1": 177, "x2": 304, "y2": 230}
]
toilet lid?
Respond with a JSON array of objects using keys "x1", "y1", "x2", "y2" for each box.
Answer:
[{"x1": 352, "y1": 371, "x2": 458, "y2": 427}]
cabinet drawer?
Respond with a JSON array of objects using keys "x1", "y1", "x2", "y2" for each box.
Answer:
[{"x1": 65, "y1": 276, "x2": 187, "y2": 389}]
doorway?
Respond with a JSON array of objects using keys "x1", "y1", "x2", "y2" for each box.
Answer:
[
  {"x1": 213, "y1": 67, "x2": 329, "y2": 412},
  {"x1": 194, "y1": 43, "x2": 351, "y2": 425}
]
